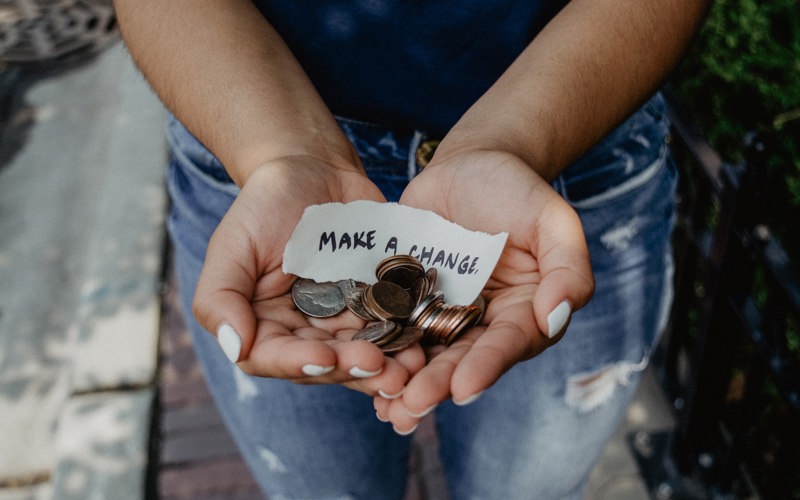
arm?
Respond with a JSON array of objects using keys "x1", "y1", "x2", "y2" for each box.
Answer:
[
  {"x1": 114, "y1": 0, "x2": 421, "y2": 394},
  {"x1": 384, "y1": 0, "x2": 710, "y2": 431},
  {"x1": 437, "y1": 0, "x2": 711, "y2": 180},
  {"x1": 113, "y1": 0, "x2": 358, "y2": 185}
]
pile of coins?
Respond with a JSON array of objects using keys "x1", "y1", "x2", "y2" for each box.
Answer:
[{"x1": 291, "y1": 255, "x2": 484, "y2": 353}]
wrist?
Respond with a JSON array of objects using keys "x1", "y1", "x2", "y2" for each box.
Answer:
[
  {"x1": 435, "y1": 122, "x2": 559, "y2": 182},
  {"x1": 229, "y1": 144, "x2": 363, "y2": 187}
]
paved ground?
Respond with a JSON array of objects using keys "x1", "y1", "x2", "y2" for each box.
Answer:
[
  {"x1": 0, "y1": 41, "x2": 675, "y2": 499},
  {"x1": 0, "y1": 41, "x2": 166, "y2": 499}
]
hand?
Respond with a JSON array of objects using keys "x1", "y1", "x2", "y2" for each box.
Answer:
[
  {"x1": 192, "y1": 155, "x2": 426, "y2": 396},
  {"x1": 375, "y1": 149, "x2": 595, "y2": 432}
]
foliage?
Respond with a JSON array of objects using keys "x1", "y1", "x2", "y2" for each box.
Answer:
[
  {"x1": 671, "y1": 0, "x2": 800, "y2": 256},
  {"x1": 670, "y1": 4, "x2": 800, "y2": 497}
]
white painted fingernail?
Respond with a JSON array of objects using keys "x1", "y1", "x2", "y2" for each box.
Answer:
[
  {"x1": 302, "y1": 364, "x2": 335, "y2": 377},
  {"x1": 453, "y1": 390, "x2": 484, "y2": 406},
  {"x1": 217, "y1": 323, "x2": 241, "y2": 363},
  {"x1": 547, "y1": 301, "x2": 572, "y2": 338},
  {"x1": 376, "y1": 411, "x2": 389, "y2": 423},
  {"x1": 407, "y1": 404, "x2": 437, "y2": 418},
  {"x1": 393, "y1": 423, "x2": 419, "y2": 436},
  {"x1": 350, "y1": 366, "x2": 383, "y2": 378},
  {"x1": 378, "y1": 388, "x2": 405, "y2": 399}
]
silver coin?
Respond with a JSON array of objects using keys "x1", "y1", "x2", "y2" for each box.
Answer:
[
  {"x1": 291, "y1": 278, "x2": 346, "y2": 318},
  {"x1": 352, "y1": 321, "x2": 400, "y2": 343},
  {"x1": 344, "y1": 286, "x2": 377, "y2": 321},
  {"x1": 336, "y1": 278, "x2": 357, "y2": 294}
]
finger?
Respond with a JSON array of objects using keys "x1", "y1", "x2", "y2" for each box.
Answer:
[
  {"x1": 192, "y1": 220, "x2": 262, "y2": 364},
  {"x1": 531, "y1": 198, "x2": 595, "y2": 338},
  {"x1": 328, "y1": 332, "x2": 426, "y2": 384},
  {"x1": 341, "y1": 356, "x2": 410, "y2": 398},
  {"x1": 374, "y1": 395, "x2": 392, "y2": 423},
  {"x1": 239, "y1": 324, "x2": 340, "y2": 378},
  {"x1": 386, "y1": 343, "x2": 427, "y2": 377},
  {"x1": 398, "y1": 334, "x2": 480, "y2": 415},
  {"x1": 383, "y1": 397, "x2": 424, "y2": 435},
  {"x1": 448, "y1": 314, "x2": 544, "y2": 401}
]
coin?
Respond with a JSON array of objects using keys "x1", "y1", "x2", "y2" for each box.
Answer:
[
  {"x1": 408, "y1": 275, "x2": 430, "y2": 305},
  {"x1": 344, "y1": 285, "x2": 377, "y2": 321},
  {"x1": 291, "y1": 278, "x2": 346, "y2": 318},
  {"x1": 409, "y1": 291, "x2": 444, "y2": 326},
  {"x1": 291, "y1": 255, "x2": 486, "y2": 350},
  {"x1": 444, "y1": 306, "x2": 483, "y2": 345},
  {"x1": 362, "y1": 280, "x2": 415, "y2": 321},
  {"x1": 376, "y1": 255, "x2": 425, "y2": 290},
  {"x1": 381, "y1": 326, "x2": 425, "y2": 354},
  {"x1": 336, "y1": 278, "x2": 357, "y2": 294},
  {"x1": 425, "y1": 267, "x2": 438, "y2": 290},
  {"x1": 352, "y1": 321, "x2": 402, "y2": 345}
]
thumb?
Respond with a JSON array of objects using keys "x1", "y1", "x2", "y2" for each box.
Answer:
[
  {"x1": 532, "y1": 204, "x2": 595, "y2": 340},
  {"x1": 192, "y1": 223, "x2": 259, "y2": 363}
]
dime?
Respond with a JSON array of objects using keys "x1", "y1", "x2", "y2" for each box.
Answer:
[
  {"x1": 352, "y1": 321, "x2": 402, "y2": 345},
  {"x1": 344, "y1": 285, "x2": 377, "y2": 321},
  {"x1": 291, "y1": 278, "x2": 346, "y2": 318},
  {"x1": 409, "y1": 291, "x2": 444, "y2": 326},
  {"x1": 381, "y1": 326, "x2": 425, "y2": 354},
  {"x1": 336, "y1": 278, "x2": 357, "y2": 294}
]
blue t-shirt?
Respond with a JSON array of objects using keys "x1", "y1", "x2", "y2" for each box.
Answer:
[{"x1": 252, "y1": 1, "x2": 568, "y2": 136}]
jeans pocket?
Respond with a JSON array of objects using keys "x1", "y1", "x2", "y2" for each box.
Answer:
[
  {"x1": 166, "y1": 115, "x2": 238, "y2": 194},
  {"x1": 556, "y1": 93, "x2": 671, "y2": 207}
]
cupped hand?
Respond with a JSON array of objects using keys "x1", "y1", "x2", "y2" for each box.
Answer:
[
  {"x1": 376, "y1": 149, "x2": 595, "y2": 432},
  {"x1": 192, "y1": 155, "x2": 426, "y2": 396}
]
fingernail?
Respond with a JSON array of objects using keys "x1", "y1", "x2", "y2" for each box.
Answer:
[
  {"x1": 376, "y1": 411, "x2": 389, "y2": 423},
  {"x1": 393, "y1": 423, "x2": 419, "y2": 436},
  {"x1": 407, "y1": 404, "x2": 437, "y2": 418},
  {"x1": 217, "y1": 323, "x2": 242, "y2": 363},
  {"x1": 453, "y1": 390, "x2": 484, "y2": 406},
  {"x1": 378, "y1": 388, "x2": 405, "y2": 399},
  {"x1": 350, "y1": 366, "x2": 383, "y2": 378},
  {"x1": 302, "y1": 364, "x2": 335, "y2": 376},
  {"x1": 547, "y1": 301, "x2": 572, "y2": 338}
]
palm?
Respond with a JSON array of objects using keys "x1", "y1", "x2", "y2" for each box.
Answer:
[
  {"x1": 194, "y1": 157, "x2": 425, "y2": 393},
  {"x1": 376, "y1": 150, "x2": 594, "y2": 427}
]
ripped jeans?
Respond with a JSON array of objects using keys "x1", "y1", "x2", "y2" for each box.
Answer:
[{"x1": 165, "y1": 93, "x2": 676, "y2": 500}]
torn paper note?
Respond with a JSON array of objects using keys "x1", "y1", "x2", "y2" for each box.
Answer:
[{"x1": 282, "y1": 201, "x2": 508, "y2": 305}]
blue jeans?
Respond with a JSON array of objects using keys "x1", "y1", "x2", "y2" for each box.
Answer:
[{"x1": 165, "y1": 93, "x2": 676, "y2": 500}]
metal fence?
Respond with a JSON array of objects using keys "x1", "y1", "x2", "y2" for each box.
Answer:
[{"x1": 633, "y1": 88, "x2": 800, "y2": 500}]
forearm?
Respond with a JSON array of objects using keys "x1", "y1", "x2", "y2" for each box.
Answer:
[
  {"x1": 114, "y1": 0, "x2": 359, "y2": 185},
  {"x1": 437, "y1": 0, "x2": 710, "y2": 180}
]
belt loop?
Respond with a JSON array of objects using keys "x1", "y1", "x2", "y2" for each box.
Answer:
[{"x1": 408, "y1": 130, "x2": 424, "y2": 180}]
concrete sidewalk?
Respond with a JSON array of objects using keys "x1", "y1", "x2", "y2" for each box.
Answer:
[
  {"x1": 0, "y1": 42, "x2": 673, "y2": 499},
  {"x1": 0, "y1": 41, "x2": 167, "y2": 499}
]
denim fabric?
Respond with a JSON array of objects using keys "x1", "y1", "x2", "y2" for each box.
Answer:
[{"x1": 165, "y1": 92, "x2": 676, "y2": 499}]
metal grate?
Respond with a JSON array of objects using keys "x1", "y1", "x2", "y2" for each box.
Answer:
[{"x1": 0, "y1": 0, "x2": 117, "y2": 64}]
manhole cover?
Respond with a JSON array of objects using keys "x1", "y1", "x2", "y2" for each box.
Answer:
[{"x1": 0, "y1": 0, "x2": 118, "y2": 65}]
